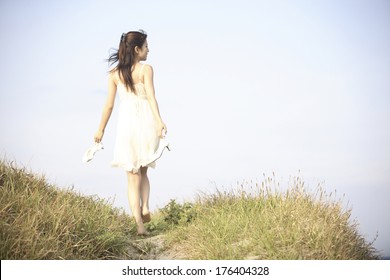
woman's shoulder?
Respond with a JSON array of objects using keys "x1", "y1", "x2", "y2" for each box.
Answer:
[
  {"x1": 141, "y1": 63, "x2": 154, "y2": 76},
  {"x1": 109, "y1": 70, "x2": 120, "y2": 85},
  {"x1": 141, "y1": 63, "x2": 153, "y2": 70}
]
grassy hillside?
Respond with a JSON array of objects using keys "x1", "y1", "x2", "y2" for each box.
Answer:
[
  {"x1": 0, "y1": 159, "x2": 136, "y2": 259},
  {"x1": 0, "y1": 159, "x2": 379, "y2": 259},
  {"x1": 164, "y1": 177, "x2": 379, "y2": 259}
]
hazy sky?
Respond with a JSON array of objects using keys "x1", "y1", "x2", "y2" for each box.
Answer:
[{"x1": 1, "y1": 0, "x2": 389, "y2": 256}]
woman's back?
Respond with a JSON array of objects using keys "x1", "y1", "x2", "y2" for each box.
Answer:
[{"x1": 114, "y1": 63, "x2": 148, "y2": 99}]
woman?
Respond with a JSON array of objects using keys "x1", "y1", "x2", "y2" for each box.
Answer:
[{"x1": 94, "y1": 30, "x2": 168, "y2": 235}]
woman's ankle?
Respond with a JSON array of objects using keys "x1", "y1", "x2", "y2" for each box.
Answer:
[{"x1": 141, "y1": 206, "x2": 150, "y2": 215}]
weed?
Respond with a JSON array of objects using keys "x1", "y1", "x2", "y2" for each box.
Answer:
[{"x1": 160, "y1": 199, "x2": 196, "y2": 226}]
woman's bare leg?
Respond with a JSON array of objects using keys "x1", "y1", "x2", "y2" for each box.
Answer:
[
  {"x1": 126, "y1": 171, "x2": 146, "y2": 234},
  {"x1": 140, "y1": 166, "x2": 150, "y2": 216}
]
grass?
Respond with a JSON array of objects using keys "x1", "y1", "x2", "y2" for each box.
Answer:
[
  {"x1": 164, "y1": 176, "x2": 379, "y2": 260},
  {"x1": 0, "y1": 159, "x2": 379, "y2": 259},
  {"x1": 0, "y1": 159, "x2": 137, "y2": 259}
]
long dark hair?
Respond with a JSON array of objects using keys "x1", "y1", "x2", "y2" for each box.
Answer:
[{"x1": 108, "y1": 30, "x2": 147, "y2": 92}]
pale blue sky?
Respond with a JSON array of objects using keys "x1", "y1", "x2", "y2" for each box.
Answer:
[{"x1": 1, "y1": 0, "x2": 389, "y2": 256}]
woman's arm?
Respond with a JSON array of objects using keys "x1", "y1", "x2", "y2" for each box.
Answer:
[
  {"x1": 94, "y1": 72, "x2": 117, "y2": 143},
  {"x1": 143, "y1": 64, "x2": 167, "y2": 138}
]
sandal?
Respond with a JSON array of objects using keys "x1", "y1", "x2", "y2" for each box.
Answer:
[{"x1": 82, "y1": 142, "x2": 104, "y2": 163}]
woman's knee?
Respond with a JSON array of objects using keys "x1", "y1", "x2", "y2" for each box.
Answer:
[{"x1": 127, "y1": 171, "x2": 140, "y2": 181}]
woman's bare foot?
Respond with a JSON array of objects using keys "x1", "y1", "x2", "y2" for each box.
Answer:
[
  {"x1": 136, "y1": 222, "x2": 150, "y2": 236},
  {"x1": 141, "y1": 207, "x2": 151, "y2": 223},
  {"x1": 142, "y1": 213, "x2": 151, "y2": 223}
]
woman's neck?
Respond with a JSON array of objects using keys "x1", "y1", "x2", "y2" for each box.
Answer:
[{"x1": 133, "y1": 57, "x2": 142, "y2": 64}]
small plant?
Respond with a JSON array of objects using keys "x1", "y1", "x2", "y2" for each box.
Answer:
[{"x1": 160, "y1": 199, "x2": 196, "y2": 226}]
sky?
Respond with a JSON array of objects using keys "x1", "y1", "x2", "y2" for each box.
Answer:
[{"x1": 0, "y1": 0, "x2": 389, "y2": 256}]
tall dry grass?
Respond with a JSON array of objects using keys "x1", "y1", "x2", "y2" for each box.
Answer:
[
  {"x1": 1, "y1": 159, "x2": 379, "y2": 260},
  {"x1": 0, "y1": 159, "x2": 135, "y2": 259},
  {"x1": 165, "y1": 175, "x2": 379, "y2": 260}
]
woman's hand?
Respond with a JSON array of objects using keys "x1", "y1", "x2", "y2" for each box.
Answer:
[
  {"x1": 157, "y1": 122, "x2": 167, "y2": 138},
  {"x1": 94, "y1": 130, "x2": 104, "y2": 143}
]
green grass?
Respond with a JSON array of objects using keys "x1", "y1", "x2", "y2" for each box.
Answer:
[
  {"x1": 164, "y1": 176, "x2": 379, "y2": 260},
  {"x1": 0, "y1": 159, "x2": 379, "y2": 259},
  {"x1": 0, "y1": 159, "x2": 137, "y2": 259}
]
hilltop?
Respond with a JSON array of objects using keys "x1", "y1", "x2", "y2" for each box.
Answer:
[{"x1": 0, "y1": 159, "x2": 379, "y2": 260}]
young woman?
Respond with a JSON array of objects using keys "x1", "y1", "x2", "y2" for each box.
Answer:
[{"x1": 94, "y1": 30, "x2": 168, "y2": 235}]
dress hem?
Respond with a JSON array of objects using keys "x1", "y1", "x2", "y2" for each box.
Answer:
[
  {"x1": 110, "y1": 162, "x2": 156, "y2": 173},
  {"x1": 111, "y1": 139, "x2": 170, "y2": 173}
]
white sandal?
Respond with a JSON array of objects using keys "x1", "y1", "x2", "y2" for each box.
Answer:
[{"x1": 82, "y1": 142, "x2": 104, "y2": 163}]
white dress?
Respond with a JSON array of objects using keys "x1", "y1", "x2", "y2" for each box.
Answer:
[{"x1": 111, "y1": 64, "x2": 169, "y2": 173}]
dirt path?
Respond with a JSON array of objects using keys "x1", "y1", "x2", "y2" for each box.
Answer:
[{"x1": 128, "y1": 234, "x2": 187, "y2": 260}]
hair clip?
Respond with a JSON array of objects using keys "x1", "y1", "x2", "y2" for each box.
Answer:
[{"x1": 121, "y1": 33, "x2": 126, "y2": 42}]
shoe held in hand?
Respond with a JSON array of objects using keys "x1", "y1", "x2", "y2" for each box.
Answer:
[{"x1": 82, "y1": 142, "x2": 104, "y2": 163}]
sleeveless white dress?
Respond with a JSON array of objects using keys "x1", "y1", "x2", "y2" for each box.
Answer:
[{"x1": 111, "y1": 64, "x2": 169, "y2": 173}]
